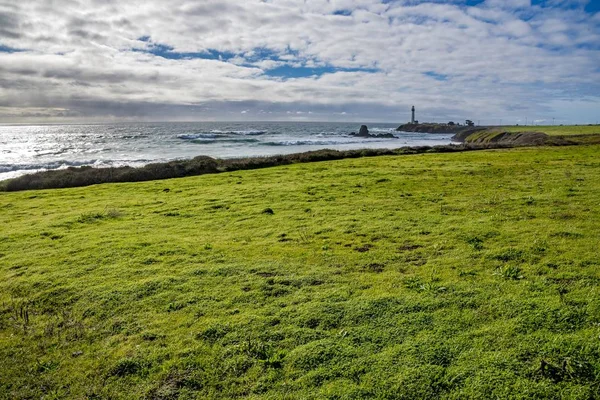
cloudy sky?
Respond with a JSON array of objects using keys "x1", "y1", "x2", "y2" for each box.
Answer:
[{"x1": 0, "y1": 0, "x2": 599, "y2": 124}]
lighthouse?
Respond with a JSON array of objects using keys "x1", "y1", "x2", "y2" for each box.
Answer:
[{"x1": 411, "y1": 106, "x2": 415, "y2": 124}]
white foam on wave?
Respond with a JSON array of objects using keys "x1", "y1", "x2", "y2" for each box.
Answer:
[
  {"x1": 263, "y1": 139, "x2": 380, "y2": 146},
  {"x1": 210, "y1": 129, "x2": 267, "y2": 135},
  {"x1": 177, "y1": 133, "x2": 220, "y2": 140},
  {"x1": 368, "y1": 127, "x2": 396, "y2": 133},
  {"x1": 178, "y1": 130, "x2": 267, "y2": 140},
  {"x1": 190, "y1": 138, "x2": 260, "y2": 144}
]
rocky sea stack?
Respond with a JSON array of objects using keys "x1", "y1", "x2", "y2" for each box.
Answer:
[{"x1": 351, "y1": 125, "x2": 395, "y2": 139}]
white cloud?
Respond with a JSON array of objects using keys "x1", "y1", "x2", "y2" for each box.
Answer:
[
  {"x1": 502, "y1": 19, "x2": 532, "y2": 37},
  {"x1": 0, "y1": 0, "x2": 598, "y2": 123}
]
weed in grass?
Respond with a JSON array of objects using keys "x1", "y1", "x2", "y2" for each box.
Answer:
[
  {"x1": 76, "y1": 207, "x2": 122, "y2": 223},
  {"x1": 297, "y1": 228, "x2": 313, "y2": 244},
  {"x1": 492, "y1": 248, "x2": 525, "y2": 262},
  {"x1": 77, "y1": 212, "x2": 105, "y2": 223},
  {"x1": 402, "y1": 276, "x2": 423, "y2": 290},
  {"x1": 109, "y1": 358, "x2": 149, "y2": 378},
  {"x1": 466, "y1": 236, "x2": 484, "y2": 250},
  {"x1": 494, "y1": 265, "x2": 524, "y2": 280},
  {"x1": 105, "y1": 207, "x2": 122, "y2": 218},
  {"x1": 6, "y1": 299, "x2": 31, "y2": 332}
]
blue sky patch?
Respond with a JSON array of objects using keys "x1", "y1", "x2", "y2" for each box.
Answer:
[
  {"x1": 135, "y1": 41, "x2": 381, "y2": 79},
  {"x1": 0, "y1": 44, "x2": 23, "y2": 53},
  {"x1": 135, "y1": 40, "x2": 381, "y2": 79},
  {"x1": 333, "y1": 9, "x2": 353, "y2": 16},
  {"x1": 265, "y1": 65, "x2": 379, "y2": 78},
  {"x1": 424, "y1": 71, "x2": 448, "y2": 81},
  {"x1": 136, "y1": 40, "x2": 235, "y2": 61},
  {"x1": 531, "y1": 0, "x2": 600, "y2": 13},
  {"x1": 585, "y1": 2, "x2": 600, "y2": 13},
  {"x1": 463, "y1": 0, "x2": 486, "y2": 6}
]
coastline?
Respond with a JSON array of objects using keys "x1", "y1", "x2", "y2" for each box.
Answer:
[
  {"x1": 0, "y1": 141, "x2": 537, "y2": 192},
  {"x1": 4, "y1": 126, "x2": 600, "y2": 192},
  {"x1": 0, "y1": 122, "x2": 453, "y2": 182}
]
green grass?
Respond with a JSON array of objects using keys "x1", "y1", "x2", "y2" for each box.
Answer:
[
  {"x1": 500, "y1": 125, "x2": 600, "y2": 136},
  {"x1": 1, "y1": 146, "x2": 600, "y2": 399}
]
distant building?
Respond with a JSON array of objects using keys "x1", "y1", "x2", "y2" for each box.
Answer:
[{"x1": 411, "y1": 106, "x2": 415, "y2": 124}]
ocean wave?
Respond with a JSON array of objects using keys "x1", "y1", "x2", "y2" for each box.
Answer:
[
  {"x1": 190, "y1": 138, "x2": 260, "y2": 144},
  {"x1": 368, "y1": 127, "x2": 396, "y2": 133},
  {"x1": 210, "y1": 129, "x2": 267, "y2": 136},
  {"x1": 178, "y1": 130, "x2": 267, "y2": 140},
  {"x1": 262, "y1": 140, "x2": 365, "y2": 146},
  {"x1": 177, "y1": 133, "x2": 221, "y2": 140},
  {"x1": 120, "y1": 134, "x2": 149, "y2": 139},
  {"x1": 34, "y1": 147, "x2": 77, "y2": 157}
]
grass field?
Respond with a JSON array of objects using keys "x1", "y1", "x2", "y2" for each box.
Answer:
[
  {"x1": 500, "y1": 125, "x2": 600, "y2": 136},
  {"x1": 1, "y1": 145, "x2": 600, "y2": 399}
]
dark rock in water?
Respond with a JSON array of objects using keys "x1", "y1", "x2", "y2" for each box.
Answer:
[{"x1": 351, "y1": 125, "x2": 396, "y2": 139}]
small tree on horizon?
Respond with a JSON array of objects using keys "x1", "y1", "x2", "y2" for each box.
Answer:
[{"x1": 465, "y1": 120, "x2": 475, "y2": 127}]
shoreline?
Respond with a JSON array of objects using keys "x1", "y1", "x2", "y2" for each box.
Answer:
[
  {"x1": 3, "y1": 128, "x2": 600, "y2": 192},
  {"x1": 0, "y1": 141, "x2": 534, "y2": 192},
  {"x1": 0, "y1": 122, "x2": 454, "y2": 182},
  {"x1": 0, "y1": 134, "x2": 455, "y2": 183}
]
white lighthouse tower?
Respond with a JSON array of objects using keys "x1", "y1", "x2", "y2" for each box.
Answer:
[{"x1": 411, "y1": 106, "x2": 415, "y2": 124}]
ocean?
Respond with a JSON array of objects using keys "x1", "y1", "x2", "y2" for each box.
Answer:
[{"x1": 0, "y1": 122, "x2": 456, "y2": 181}]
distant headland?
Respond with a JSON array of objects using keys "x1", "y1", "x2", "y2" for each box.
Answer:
[
  {"x1": 396, "y1": 122, "x2": 482, "y2": 134},
  {"x1": 395, "y1": 105, "x2": 482, "y2": 134}
]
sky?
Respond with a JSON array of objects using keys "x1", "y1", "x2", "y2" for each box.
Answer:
[{"x1": 0, "y1": 0, "x2": 599, "y2": 124}]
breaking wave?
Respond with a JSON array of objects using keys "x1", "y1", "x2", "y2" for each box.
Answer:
[
  {"x1": 177, "y1": 130, "x2": 267, "y2": 140},
  {"x1": 177, "y1": 133, "x2": 221, "y2": 140},
  {"x1": 190, "y1": 138, "x2": 260, "y2": 144},
  {"x1": 262, "y1": 139, "x2": 369, "y2": 146},
  {"x1": 211, "y1": 129, "x2": 267, "y2": 136}
]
